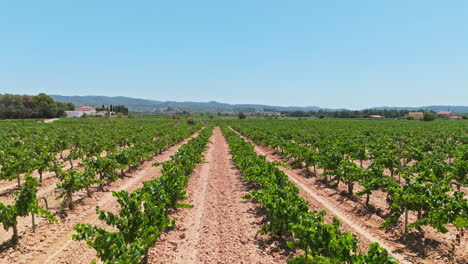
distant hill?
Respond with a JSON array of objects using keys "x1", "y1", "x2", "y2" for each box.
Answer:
[
  {"x1": 50, "y1": 95, "x2": 343, "y2": 112},
  {"x1": 50, "y1": 95, "x2": 468, "y2": 113},
  {"x1": 50, "y1": 95, "x2": 163, "y2": 113}
]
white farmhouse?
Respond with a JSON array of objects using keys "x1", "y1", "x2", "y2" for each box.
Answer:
[{"x1": 65, "y1": 106, "x2": 97, "y2": 118}]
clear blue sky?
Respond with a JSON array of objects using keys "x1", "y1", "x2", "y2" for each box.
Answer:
[{"x1": 1, "y1": 1, "x2": 467, "y2": 109}]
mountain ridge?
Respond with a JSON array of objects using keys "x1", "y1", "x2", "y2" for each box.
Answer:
[{"x1": 49, "y1": 95, "x2": 468, "y2": 113}]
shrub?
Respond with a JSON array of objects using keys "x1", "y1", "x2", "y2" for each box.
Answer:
[
  {"x1": 422, "y1": 111, "x2": 437, "y2": 121},
  {"x1": 186, "y1": 118, "x2": 196, "y2": 125}
]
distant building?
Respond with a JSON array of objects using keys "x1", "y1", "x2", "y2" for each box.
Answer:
[
  {"x1": 408, "y1": 112, "x2": 424, "y2": 119},
  {"x1": 76, "y1": 106, "x2": 96, "y2": 112},
  {"x1": 437, "y1": 111, "x2": 456, "y2": 119},
  {"x1": 65, "y1": 106, "x2": 97, "y2": 118},
  {"x1": 95, "y1": 111, "x2": 106, "y2": 117},
  {"x1": 447, "y1": 115, "x2": 462, "y2": 120},
  {"x1": 437, "y1": 111, "x2": 461, "y2": 120},
  {"x1": 369, "y1": 115, "x2": 383, "y2": 119},
  {"x1": 65, "y1": 111, "x2": 81, "y2": 118},
  {"x1": 153, "y1": 107, "x2": 183, "y2": 115},
  {"x1": 255, "y1": 110, "x2": 281, "y2": 117},
  {"x1": 437, "y1": 111, "x2": 454, "y2": 117},
  {"x1": 95, "y1": 111, "x2": 115, "y2": 117}
]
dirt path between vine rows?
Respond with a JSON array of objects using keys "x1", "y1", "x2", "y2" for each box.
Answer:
[
  {"x1": 42, "y1": 118, "x2": 60, "y2": 123},
  {"x1": 0, "y1": 132, "x2": 198, "y2": 264},
  {"x1": 148, "y1": 127, "x2": 291, "y2": 264}
]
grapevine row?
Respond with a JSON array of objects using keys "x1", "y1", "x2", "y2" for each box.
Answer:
[
  {"x1": 221, "y1": 126, "x2": 397, "y2": 264},
  {"x1": 72, "y1": 126, "x2": 213, "y2": 263},
  {"x1": 0, "y1": 118, "x2": 201, "y2": 244},
  {"x1": 230, "y1": 119, "x2": 467, "y2": 234}
]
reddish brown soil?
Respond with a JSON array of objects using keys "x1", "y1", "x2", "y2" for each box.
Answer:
[
  {"x1": 0, "y1": 133, "x2": 198, "y2": 264},
  {"x1": 234, "y1": 129, "x2": 467, "y2": 264},
  {"x1": 148, "y1": 127, "x2": 290, "y2": 264},
  {"x1": 3, "y1": 126, "x2": 463, "y2": 264}
]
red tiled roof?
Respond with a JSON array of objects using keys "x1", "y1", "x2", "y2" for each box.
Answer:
[
  {"x1": 76, "y1": 106, "x2": 95, "y2": 111},
  {"x1": 437, "y1": 111, "x2": 453, "y2": 115}
]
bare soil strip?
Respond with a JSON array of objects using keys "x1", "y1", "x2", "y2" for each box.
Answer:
[
  {"x1": 148, "y1": 127, "x2": 290, "y2": 264},
  {"x1": 0, "y1": 133, "x2": 198, "y2": 264},
  {"x1": 43, "y1": 118, "x2": 60, "y2": 123}
]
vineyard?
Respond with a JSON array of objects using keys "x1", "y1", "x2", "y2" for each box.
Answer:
[{"x1": 0, "y1": 117, "x2": 466, "y2": 263}]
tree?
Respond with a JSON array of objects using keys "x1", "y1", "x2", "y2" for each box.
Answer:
[
  {"x1": 61, "y1": 102, "x2": 75, "y2": 111},
  {"x1": 31, "y1": 93, "x2": 59, "y2": 118},
  {"x1": 0, "y1": 93, "x2": 73, "y2": 119},
  {"x1": 113, "y1": 105, "x2": 129, "y2": 115},
  {"x1": 422, "y1": 111, "x2": 437, "y2": 121},
  {"x1": 238, "y1": 112, "x2": 246, "y2": 119}
]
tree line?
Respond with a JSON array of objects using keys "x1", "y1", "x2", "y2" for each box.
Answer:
[
  {"x1": 281, "y1": 109, "x2": 414, "y2": 118},
  {"x1": 0, "y1": 93, "x2": 74, "y2": 119},
  {"x1": 96, "y1": 104, "x2": 129, "y2": 115}
]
